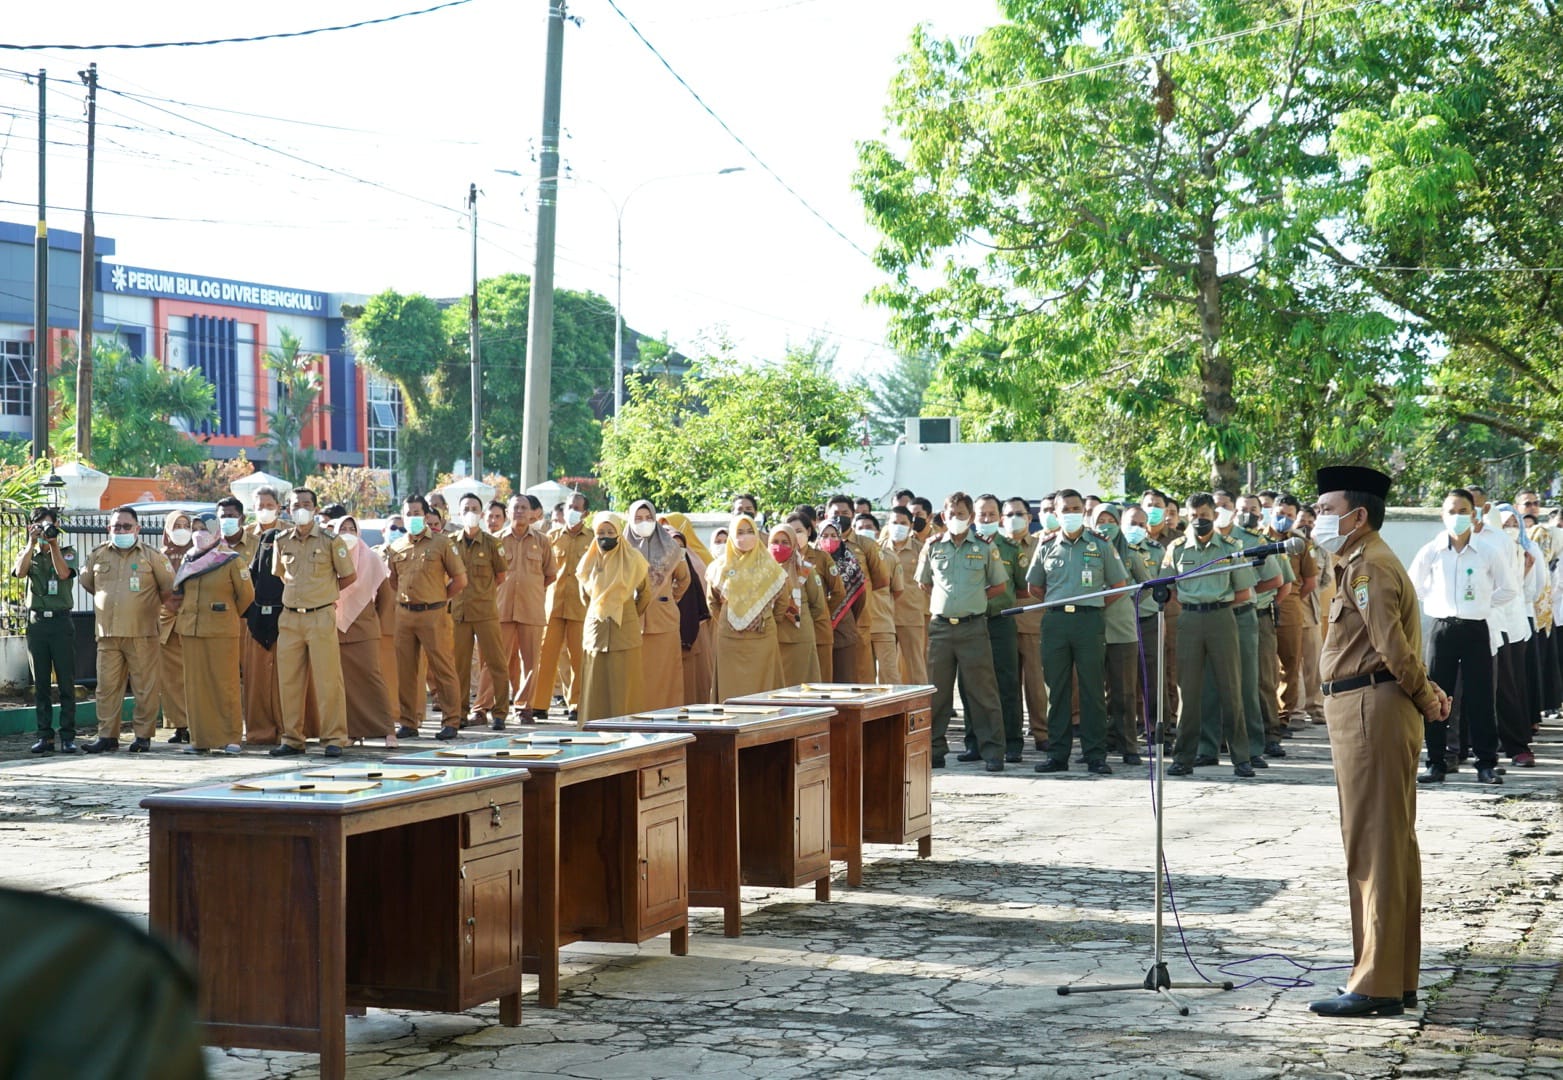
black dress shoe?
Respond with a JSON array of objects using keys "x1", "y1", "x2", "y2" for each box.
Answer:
[
  {"x1": 931, "y1": 755, "x2": 946, "y2": 769},
  {"x1": 58, "y1": 738, "x2": 77, "y2": 754},
  {"x1": 435, "y1": 726, "x2": 460, "y2": 741},
  {"x1": 166, "y1": 728, "x2": 190, "y2": 744},
  {"x1": 1248, "y1": 756, "x2": 1269, "y2": 769},
  {"x1": 1265, "y1": 741, "x2": 1286, "y2": 758},
  {"x1": 1087, "y1": 760, "x2": 1113, "y2": 776},
  {"x1": 126, "y1": 737, "x2": 151, "y2": 753},
  {"x1": 1476, "y1": 767, "x2": 1503, "y2": 785},
  {"x1": 1194, "y1": 755, "x2": 1218, "y2": 767},
  {"x1": 1308, "y1": 991, "x2": 1404, "y2": 1017},
  {"x1": 29, "y1": 737, "x2": 54, "y2": 754},
  {"x1": 396, "y1": 724, "x2": 420, "y2": 739},
  {"x1": 1033, "y1": 737, "x2": 1048, "y2": 752},
  {"x1": 80, "y1": 738, "x2": 119, "y2": 754},
  {"x1": 1034, "y1": 758, "x2": 1068, "y2": 773},
  {"x1": 324, "y1": 744, "x2": 344, "y2": 758},
  {"x1": 956, "y1": 750, "x2": 982, "y2": 762},
  {"x1": 268, "y1": 743, "x2": 305, "y2": 757},
  {"x1": 1122, "y1": 752, "x2": 1142, "y2": 766},
  {"x1": 1167, "y1": 761, "x2": 1193, "y2": 776},
  {"x1": 1335, "y1": 986, "x2": 1418, "y2": 1007},
  {"x1": 1417, "y1": 768, "x2": 1446, "y2": 785},
  {"x1": 1233, "y1": 762, "x2": 1256, "y2": 778},
  {"x1": 1004, "y1": 751, "x2": 1023, "y2": 763},
  {"x1": 984, "y1": 759, "x2": 1004, "y2": 772},
  {"x1": 490, "y1": 715, "x2": 506, "y2": 731}
]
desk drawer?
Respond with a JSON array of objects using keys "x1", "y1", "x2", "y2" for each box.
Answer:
[
  {"x1": 907, "y1": 709, "x2": 931, "y2": 736},
  {"x1": 639, "y1": 761, "x2": 686, "y2": 798},
  {"x1": 794, "y1": 732, "x2": 830, "y2": 762},
  {"x1": 462, "y1": 800, "x2": 521, "y2": 849}
]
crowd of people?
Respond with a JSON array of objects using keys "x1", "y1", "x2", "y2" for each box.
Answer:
[{"x1": 13, "y1": 479, "x2": 1563, "y2": 783}]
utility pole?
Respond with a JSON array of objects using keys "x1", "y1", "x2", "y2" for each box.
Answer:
[
  {"x1": 519, "y1": 0, "x2": 566, "y2": 489},
  {"x1": 31, "y1": 70, "x2": 47, "y2": 461},
  {"x1": 76, "y1": 62, "x2": 97, "y2": 460},
  {"x1": 467, "y1": 182, "x2": 482, "y2": 480}
]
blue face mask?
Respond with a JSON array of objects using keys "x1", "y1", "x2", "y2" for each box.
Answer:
[
  {"x1": 387, "y1": 527, "x2": 407, "y2": 543},
  {"x1": 1124, "y1": 525, "x2": 1147, "y2": 546},
  {"x1": 975, "y1": 520, "x2": 1000, "y2": 538},
  {"x1": 1273, "y1": 516, "x2": 1294, "y2": 534},
  {"x1": 1146, "y1": 507, "x2": 1165, "y2": 526},
  {"x1": 406, "y1": 516, "x2": 426, "y2": 536},
  {"x1": 111, "y1": 532, "x2": 136, "y2": 549}
]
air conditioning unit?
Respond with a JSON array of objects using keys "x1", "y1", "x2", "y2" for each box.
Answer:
[{"x1": 905, "y1": 417, "x2": 960, "y2": 444}]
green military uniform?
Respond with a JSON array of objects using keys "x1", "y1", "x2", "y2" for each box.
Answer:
[
  {"x1": 960, "y1": 530, "x2": 1029, "y2": 759},
  {"x1": 1105, "y1": 532, "x2": 1159, "y2": 756},
  {"x1": 22, "y1": 537, "x2": 78, "y2": 744},
  {"x1": 1258, "y1": 551, "x2": 1296, "y2": 749},
  {"x1": 1163, "y1": 529, "x2": 1251, "y2": 772},
  {"x1": 1197, "y1": 528, "x2": 1266, "y2": 764},
  {"x1": 1027, "y1": 529, "x2": 1127, "y2": 770},
  {"x1": 915, "y1": 528, "x2": 1007, "y2": 767}
]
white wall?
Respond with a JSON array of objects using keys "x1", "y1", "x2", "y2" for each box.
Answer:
[{"x1": 832, "y1": 440, "x2": 1121, "y2": 507}]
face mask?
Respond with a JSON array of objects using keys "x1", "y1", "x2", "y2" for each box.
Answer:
[
  {"x1": 406, "y1": 516, "x2": 426, "y2": 536},
  {"x1": 770, "y1": 543, "x2": 793, "y2": 563},
  {"x1": 565, "y1": 508, "x2": 584, "y2": 527},
  {"x1": 1146, "y1": 507, "x2": 1165, "y2": 526},
  {"x1": 888, "y1": 523, "x2": 911, "y2": 542},
  {"x1": 1192, "y1": 518, "x2": 1215, "y2": 537},
  {"x1": 219, "y1": 517, "x2": 241, "y2": 537},
  {"x1": 1238, "y1": 512, "x2": 1261, "y2": 531},
  {"x1": 339, "y1": 532, "x2": 360, "y2": 550},
  {"x1": 256, "y1": 507, "x2": 278, "y2": 526},
  {"x1": 830, "y1": 515, "x2": 851, "y2": 534},
  {"x1": 461, "y1": 511, "x2": 482, "y2": 530},
  {"x1": 1445, "y1": 513, "x2": 1472, "y2": 537},
  {"x1": 167, "y1": 528, "x2": 192, "y2": 547},
  {"x1": 290, "y1": 508, "x2": 313, "y2": 526},
  {"x1": 597, "y1": 535, "x2": 618, "y2": 552},
  {"x1": 1272, "y1": 515, "x2": 1294, "y2": 533},
  {"x1": 912, "y1": 516, "x2": 927, "y2": 532},
  {"x1": 975, "y1": 520, "x2": 1000, "y2": 538},
  {"x1": 1214, "y1": 507, "x2": 1235, "y2": 529},
  {"x1": 946, "y1": 516, "x2": 971, "y2": 536},
  {"x1": 1504, "y1": 525, "x2": 1521, "y2": 540},
  {"x1": 856, "y1": 528, "x2": 878, "y2": 542},
  {"x1": 387, "y1": 528, "x2": 407, "y2": 543},
  {"x1": 734, "y1": 533, "x2": 758, "y2": 552},
  {"x1": 1044, "y1": 512, "x2": 1060, "y2": 531},
  {"x1": 1060, "y1": 512, "x2": 1085, "y2": 534},
  {"x1": 112, "y1": 532, "x2": 136, "y2": 549},
  {"x1": 1004, "y1": 515, "x2": 1028, "y2": 535},
  {"x1": 1312, "y1": 512, "x2": 1357, "y2": 553},
  {"x1": 819, "y1": 536, "x2": 841, "y2": 554},
  {"x1": 632, "y1": 519, "x2": 657, "y2": 538},
  {"x1": 1124, "y1": 525, "x2": 1148, "y2": 546},
  {"x1": 1096, "y1": 523, "x2": 1119, "y2": 541},
  {"x1": 192, "y1": 529, "x2": 219, "y2": 554}
]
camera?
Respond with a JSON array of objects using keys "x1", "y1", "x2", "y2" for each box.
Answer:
[{"x1": 41, "y1": 523, "x2": 59, "y2": 540}]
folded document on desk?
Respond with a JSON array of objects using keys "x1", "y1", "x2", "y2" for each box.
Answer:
[
  {"x1": 435, "y1": 746, "x2": 560, "y2": 759},
  {"x1": 300, "y1": 767, "x2": 446, "y2": 781},
  {"x1": 231, "y1": 779, "x2": 383, "y2": 793},
  {"x1": 512, "y1": 732, "x2": 628, "y2": 745}
]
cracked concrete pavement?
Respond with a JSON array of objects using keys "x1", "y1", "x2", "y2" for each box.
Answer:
[{"x1": 3, "y1": 712, "x2": 1562, "y2": 1079}]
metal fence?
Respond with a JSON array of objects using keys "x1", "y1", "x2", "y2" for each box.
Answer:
[{"x1": 0, "y1": 509, "x2": 171, "y2": 637}]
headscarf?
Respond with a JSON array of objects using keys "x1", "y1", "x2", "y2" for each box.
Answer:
[
  {"x1": 627, "y1": 499, "x2": 682, "y2": 588},
  {"x1": 330, "y1": 515, "x2": 388, "y2": 633},
  {"x1": 817, "y1": 520, "x2": 865, "y2": 628},
  {"x1": 660, "y1": 511, "x2": 714, "y2": 566},
  {"x1": 1498, "y1": 503, "x2": 1536, "y2": 555},
  {"x1": 707, "y1": 513, "x2": 788, "y2": 631},
  {"x1": 576, "y1": 512, "x2": 648, "y2": 625},
  {"x1": 173, "y1": 512, "x2": 239, "y2": 590},
  {"x1": 162, "y1": 509, "x2": 192, "y2": 561},
  {"x1": 1091, "y1": 502, "x2": 1130, "y2": 563}
]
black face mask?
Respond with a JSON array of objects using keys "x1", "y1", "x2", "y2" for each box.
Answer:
[
  {"x1": 597, "y1": 536, "x2": 618, "y2": 552},
  {"x1": 1192, "y1": 518, "x2": 1215, "y2": 536},
  {"x1": 830, "y1": 515, "x2": 851, "y2": 534},
  {"x1": 1238, "y1": 512, "x2": 1261, "y2": 531},
  {"x1": 912, "y1": 516, "x2": 927, "y2": 532}
]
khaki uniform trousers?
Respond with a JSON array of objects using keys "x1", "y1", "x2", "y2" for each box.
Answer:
[
  {"x1": 1325, "y1": 680, "x2": 1422, "y2": 999},
  {"x1": 530, "y1": 615, "x2": 585, "y2": 711},
  {"x1": 1258, "y1": 609, "x2": 1282, "y2": 740},
  {"x1": 814, "y1": 640, "x2": 833, "y2": 683},
  {"x1": 897, "y1": 621, "x2": 928, "y2": 685},
  {"x1": 398, "y1": 605, "x2": 462, "y2": 728},
  {"x1": 184, "y1": 636, "x2": 242, "y2": 750},
  {"x1": 1300, "y1": 621, "x2": 1325, "y2": 722},
  {"x1": 1017, "y1": 630, "x2": 1046, "y2": 742},
  {"x1": 242, "y1": 630, "x2": 282, "y2": 745},
  {"x1": 872, "y1": 635, "x2": 902, "y2": 683},
  {"x1": 95, "y1": 636, "x2": 160, "y2": 741},
  {"x1": 1276, "y1": 617, "x2": 1305, "y2": 721},
  {"x1": 476, "y1": 621, "x2": 544, "y2": 714},
  {"x1": 159, "y1": 629, "x2": 186, "y2": 730},
  {"x1": 277, "y1": 608, "x2": 347, "y2": 750},
  {"x1": 454, "y1": 618, "x2": 509, "y2": 720}
]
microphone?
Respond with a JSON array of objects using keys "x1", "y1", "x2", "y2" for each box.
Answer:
[{"x1": 1226, "y1": 536, "x2": 1305, "y2": 561}]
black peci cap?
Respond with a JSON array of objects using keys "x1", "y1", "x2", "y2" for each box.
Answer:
[{"x1": 1315, "y1": 466, "x2": 1392, "y2": 500}]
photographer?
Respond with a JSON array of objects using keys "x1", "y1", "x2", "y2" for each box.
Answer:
[{"x1": 12, "y1": 508, "x2": 79, "y2": 753}]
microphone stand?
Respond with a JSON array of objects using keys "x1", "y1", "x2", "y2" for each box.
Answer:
[{"x1": 1003, "y1": 555, "x2": 1255, "y2": 1015}]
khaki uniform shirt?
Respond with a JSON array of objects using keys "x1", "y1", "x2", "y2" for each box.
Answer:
[
  {"x1": 387, "y1": 531, "x2": 466, "y2": 606},
  {"x1": 867, "y1": 549, "x2": 905, "y2": 641},
  {"x1": 915, "y1": 531, "x2": 1006, "y2": 618},
  {"x1": 1303, "y1": 541, "x2": 1331, "y2": 626},
  {"x1": 272, "y1": 527, "x2": 355, "y2": 610},
  {"x1": 805, "y1": 545, "x2": 843, "y2": 646},
  {"x1": 1161, "y1": 532, "x2": 1243, "y2": 605},
  {"x1": 1321, "y1": 530, "x2": 1437, "y2": 715},
  {"x1": 1273, "y1": 530, "x2": 1319, "y2": 626},
  {"x1": 887, "y1": 537, "x2": 932, "y2": 628},
  {"x1": 544, "y1": 525, "x2": 593, "y2": 621},
  {"x1": 450, "y1": 529, "x2": 509, "y2": 623},
  {"x1": 581, "y1": 565, "x2": 653, "y2": 652},
  {"x1": 173, "y1": 557, "x2": 255, "y2": 639},
  {"x1": 496, "y1": 524, "x2": 556, "y2": 625},
  {"x1": 1010, "y1": 533, "x2": 1043, "y2": 635},
  {"x1": 79, "y1": 541, "x2": 174, "y2": 639},
  {"x1": 222, "y1": 527, "x2": 257, "y2": 567},
  {"x1": 1026, "y1": 530, "x2": 1128, "y2": 606}
]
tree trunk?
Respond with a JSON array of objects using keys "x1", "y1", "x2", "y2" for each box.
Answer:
[{"x1": 1196, "y1": 204, "x2": 1240, "y2": 492}]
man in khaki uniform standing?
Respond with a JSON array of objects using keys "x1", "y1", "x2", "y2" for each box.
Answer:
[
  {"x1": 269, "y1": 487, "x2": 356, "y2": 758},
  {"x1": 1270, "y1": 493, "x2": 1319, "y2": 727},
  {"x1": 1004, "y1": 497, "x2": 1047, "y2": 749},
  {"x1": 1310, "y1": 465, "x2": 1444, "y2": 1018},
  {"x1": 885, "y1": 506, "x2": 929, "y2": 683},
  {"x1": 450, "y1": 492, "x2": 511, "y2": 729},
  {"x1": 531, "y1": 492, "x2": 591, "y2": 720},
  {"x1": 388, "y1": 494, "x2": 468, "y2": 740},
  {"x1": 80, "y1": 507, "x2": 175, "y2": 754},
  {"x1": 483, "y1": 494, "x2": 556, "y2": 724}
]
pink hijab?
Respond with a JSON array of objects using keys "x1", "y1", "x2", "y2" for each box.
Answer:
[{"x1": 330, "y1": 516, "x2": 388, "y2": 632}]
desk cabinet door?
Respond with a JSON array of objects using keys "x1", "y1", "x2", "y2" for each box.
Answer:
[
  {"x1": 462, "y1": 852, "x2": 522, "y2": 983},
  {"x1": 637, "y1": 794, "x2": 688, "y2": 934},
  {"x1": 794, "y1": 760, "x2": 830, "y2": 872},
  {"x1": 904, "y1": 709, "x2": 933, "y2": 834}
]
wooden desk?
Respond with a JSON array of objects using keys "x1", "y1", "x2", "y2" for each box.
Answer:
[
  {"x1": 727, "y1": 683, "x2": 934, "y2": 886},
  {"x1": 142, "y1": 765, "x2": 527, "y2": 1080},
  {"x1": 390, "y1": 732, "x2": 693, "y2": 1008},
  {"x1": 586, "y1": 704, "x2": 833, "y2": 936}
]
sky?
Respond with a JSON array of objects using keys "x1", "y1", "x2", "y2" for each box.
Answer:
[{"x1": 0, "y1": 0, "x2": 1001, "y2": 379}]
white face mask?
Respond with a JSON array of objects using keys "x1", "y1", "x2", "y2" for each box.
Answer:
[
  {"x1": 888, "y1": 523, "x2": 911, "y2": 542},
  {"x1": 632, "y1": 519, "x2": 657, "y2": 538},
  {"x1": 291, "y1": 507, "x2": 314, "y2": 526},
  {"x1": 1004, "y1": 514, "x2": 1028, "y2": 535},
  {"x1": 1214, "y1": 507, "x2": 1235, "y2": 529},
  {"x1": 565, "y1": 508, "x2": 584, "y2": 527},
  {"x1": 255, "y1": 507, "x2": 278, "y2": 526},
  {"x1": 1503, "y1": 524, "x2": 1521, "y2": 540},
  {"x1": 462, "y1": 511, "x2": 482, "y2": 530},
  {"x1": 1060, "y1": 512, "x2": 1085, "y2": 534},
  {"x1": 856, "y1": 527, "x2": 879, "y2": 541},
  {"x1": 339, "y1": 532, "x2": 360, "y2": 550},
  {"x1": 1312, "y1": 511, "x2": 1358, "y2": 554},
  {"x1": 946, "y1": 516, "x2": 970, "y2": 536},
  {"x1": 219, "y1": 517, "x2": 241, "y2": 537},
  {"x1": 167, "y1": 528, "x2": 192, "y2": 547}
]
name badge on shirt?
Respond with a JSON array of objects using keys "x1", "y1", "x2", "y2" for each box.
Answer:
[
  {"x1": 1082, "y1": 569, "x2": 1095, "y2": 587},
  {"x1": 46, "y1": 579, "x2": 57, "y2": 596},
  {"x1": 1464, "y1": 567, "x2": 1475, "y2": 602},
  {"x1": 129, "y1": 576, "x2": 141, "y2": 593}
]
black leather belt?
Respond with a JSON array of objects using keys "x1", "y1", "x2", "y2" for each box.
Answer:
[
  {"x1": 1321, "y1": 669, "x2": 1395, "y2": 696},
  {"x1": 932, "y1": 613, "x2": 985, "y2": 625},
  {"x1": 286, "y1": 603, "x2": 333, "y2": 614},
  {"x1": 1183, "y1": 601, "x2": 1231, "y2": 612},
  {"x1": 1233, "y1": 602, "x2": 1255, "y2": 615},
  {"x1": 1435, "y1": 616, "x2": 1485, "y2": 625},
  {"x1": 400, "y1": 600, "x2": 448, "y2": 612}
]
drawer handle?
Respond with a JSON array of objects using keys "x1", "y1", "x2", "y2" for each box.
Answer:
[
  {"x1": 460, "y1": 864, "x2": 467, "y2": 880},
  {"x1": 489, "y1": 801, "x2": 503, "y2": 828},
  {"x1": 659, "y1": 772, "x2": 671, "y2": 787},
  {"x1": 467, "y1": 916, "x2": 476, "y2": 927}
]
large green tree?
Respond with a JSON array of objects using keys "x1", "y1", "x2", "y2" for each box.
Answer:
[
  {"x1": 51, "y1": 341, "x2": 217, "y2": 476},
  {"x1": 856, "y1": 0, "x2": 1435, "y2": 491}
]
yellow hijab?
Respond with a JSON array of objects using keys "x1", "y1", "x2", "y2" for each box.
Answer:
[
  {"x1": 576, "y1": 512, "x2": 648, "y2": 625},
  {"x1": 708, "y1": 513, "x2": 787, "y2": 630},
  {"x1": 660, "y1": 511, "x2": 714, "y2": 565}
]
